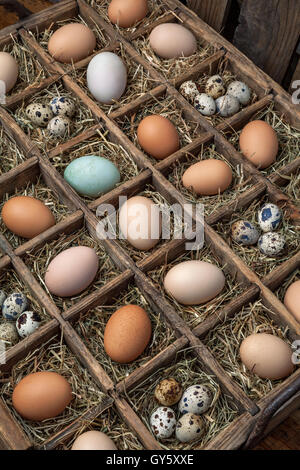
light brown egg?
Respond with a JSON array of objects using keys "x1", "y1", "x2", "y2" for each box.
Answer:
[
  {"x1": 48, "y1": 23, "x2": 96, "y2": 64},
  {"x1": 104, "y1": 305, "x2": 152, "y2": 363},
  {"x1": 108, "y1": 0, "x2": 148, "y2": 28},
  {"x1": 72, "y1": 431, "x2": 117, "y2": 450},
  {"x1": 182, "y1": 159, "x2": 233, "y2": 196},
  {"x1": 149, "y1": 23, "x2": 197, "y2": 59},
  {"x1": 119, "y1": 196, "x2": 162, "y2": 250},
  {"x1": 0, "y1": 52, "x2": 18, "y2": 93},
  {"x1": 239, "y1": 120, "x2": 278, "y2": 169},
  {"x1": 12, "y1": 371, "x2": 72, "y2": 421},
  {"x1": 1, "y1": 196, "x2": 55, "y2": 239},
  {"x1": 137, "y1": 115, "x2": 180, "y2": 160},
  {"x1": 240, "y1": 333, "x2": 294, "y2": 380},
  {"x1": 284, "y1": 280, "x2": 300, "y2": 323},
  {"x1": 45, "y1": 246, "x2": 99, "y2": 297}
]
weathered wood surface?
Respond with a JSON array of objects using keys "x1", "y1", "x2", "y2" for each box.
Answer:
[{"x1": 187, "y1": 0, "x2": 232, "y2": 32}]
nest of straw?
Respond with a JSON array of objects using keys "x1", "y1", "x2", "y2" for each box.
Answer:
[
  {"x1": 275, "y1": 269, "x2": 300, "y2": 307},
  {"x1": 12, "y1": 81, "x2": 95, "y2": 152},
  {"x1": 75, "y1": 283, "x2": 176, "y2": 383},
  {"x1": 148, "y1": 247, "x2": 243, "y2": 329},
  {"x1": 203, "y1": 299, "x2": 293, "y2": 401},
  {"x1": 213, "y1": 195, "x2": 299, "y2": 279},
  {"x1": 274, "y1": 172, "x2": 300, "y2": 203},
  {"x1": 126, "y1": 348, "x2": 239, "y2": 450},
  {"x1": 0, "y1": 175, "x2": 71, "y2": 251},
  {"x1": 0, "y1": 335, "x2": 106, "y2": 446},
  {"x1": 227, "y1": 104, "x2": 300, "y2": 176},
  {"x1": 168, "y1": 144, "x2": 253, "y2": 217},
  {"x1": 24, "y1": 226, "x2": 121, "y2": 312},
  {"x1": 0, "y1": 127, "x2": 27, "y2": 175}
]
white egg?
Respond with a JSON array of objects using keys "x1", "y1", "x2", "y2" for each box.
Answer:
[
  {"x1": 49, "y1": 96, "x2": 76, "y2": 117},
  {"x1": 231, "y1": 220, "x2": 260, "y2": 246},
  {"x1": 258, "y1": 203, "x2": 282, "y2": 232},
  {"x1": 258, "y1": 232, "x2": 285, "y2": 256},
  {"x1": 150, "y1": 407, "x2": 176, "y2": 439},
  {"x1": 194, "y1": 93, "x2": 216, "y2": 116},
  {"x1": 16, "y1": 311, "x2": 42, "y2": 338},
  {"x1": 179, "y1": 81, "x2": 199, "y2": 103},
  {"x1": 47, "y1": 116, "x2": 71, "y2": 137},
  {"x1": 216, "y1": 94, "x2": 240, "y2": 117},
  {"x1": 178, "y1": 385, "x2": 213, "y2": 415},
  {"x1": 205, "y1": 75, "x2": 225, "y2": 99},
  {"x1": 25, "y1": 103, "x2": 53, "y2": 127},
  {"x1": 2, "y1": 293, "x2": 29, "y2": 320},
  {"x1": 227, "y1": 81, "x2": 251, "y2": 105},
  {"x1": 87, "y1": 52, "x2": 127, "y2": 104},
  {"x1": 176, "y1": 413, "x2": 204, "y2": 443}
]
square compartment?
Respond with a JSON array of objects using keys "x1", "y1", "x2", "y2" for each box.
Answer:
[{"x1": 0, "y1": 127, "x2": 27, "y2": 175}]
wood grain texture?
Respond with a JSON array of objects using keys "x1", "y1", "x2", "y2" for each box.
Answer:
[{"x1": 187, "y1": 0, "x2": 231, "y2": 32}]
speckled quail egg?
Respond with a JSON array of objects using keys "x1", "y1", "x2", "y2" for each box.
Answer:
[
  {"x1": 227, "y1": 81, "x2": 251, "y2": 106},
  {"x1": 179, "y1": 81, "x2": 199, "y2": 103},
  {"x1": 194, "y1": 93, "x2": 216, "y2": 116},
  {"x1": 216, "y1": 94, "x2": 240, "y2": 117},
  {"x1": 25, "y1": 103, "x2": 53, "y2": 127},
  {"x1": 2, "y1": 293, "x2": 29, "y2": 321},
  {"x1": 49, "y1": 96, "x2": 76, "y2": 118},
  {"x1": 0, "y1": 322, "x2": 19, "y2": 346},
  {"x1": 150, "y1": 407, "x2": 176, "y2": 439},
  {"x1": 155, "y1": 378, "x2": 182, "y2": 406},
  {"x1": 231, "y1": 220, "x2": 260, "y2": 246},
  {"x1": 176, "y1": 413, "x2": 204, "y2": 443},
  {"x1": 178, "y1": 384, "x2": 213, "y2": 415},
  {"x1": 258, "y1": 203, "x2": 282, "y2": 232},
  {"x1": 0, "y1": 290, "x2": 6, "y2": 309},
  {"x1": 258, "y1": 232, "x2": 286, "y2": 257},
  {"x1": 16, "y1": 311, "x2": 42, "y2": 338},
  {"x1": 47, "y1": 116, "x2": 71, "y2": 137},
  {"x1": 205, "y1": 75, "x2": 226, "y2": 99}
]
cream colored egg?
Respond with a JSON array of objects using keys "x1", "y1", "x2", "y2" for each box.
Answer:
[
  {"x1": 0, "y1": 52, "x2": 18, "y2": 93},
  {"x1": 72, "y1": 431, "x2": 117, "y2": 450}
]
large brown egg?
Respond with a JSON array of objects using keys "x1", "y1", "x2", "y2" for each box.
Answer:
[
  {"x1": 0, "y1": 52, "x2": 18, "y2": 93},
  {"x1": 72, "y1": 431, "x2": 117, "y2": 450},
  {"x1": 108, "y1": 0, "x2": 148, "y2": 28},
  {"x1": 182, "y1": 159, "x2": 233, "y2": 196},
  {"x1": 149, "y1": 23, "x2": 197, "y2": 59},
  {"x1": 239, "y1": 120, "x2": 278, "y2": 169},
  {"x1": 48, "y1": 23, "x2": 96, "y2": 64},
  {"x1": 104, "y1": 305, "x2": 152, "y2": 363},
  {"x1": 12, "y1": 371, "x2": 72, "y2": 421},
  {"x1": 240, "y1": 333, "x2": 294, "y2": 380},
  {"x1": 137, "y1": 115, "x2": 180, "y2": 160},
  {"x1": 1, "y1": 196, "x2": 55, "y2": 239},
  {"x1": 284, "y1": 280, "x2": 300, "y2": 323}
]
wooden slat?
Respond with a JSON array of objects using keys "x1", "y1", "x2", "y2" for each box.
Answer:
[
  {"x1": 0, "y1": 399, "x2": 32, "y2": 450},
  {"x1": 187, "y1": 0, "x2": 232, "y2": 32}
]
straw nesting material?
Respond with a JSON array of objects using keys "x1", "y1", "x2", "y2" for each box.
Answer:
[{"x1": 0, "y1": 126, "x2": 27, "y2": 175}]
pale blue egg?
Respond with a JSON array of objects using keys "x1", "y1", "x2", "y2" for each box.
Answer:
[{"x1": 64, "y1": 155, "x2": 121, "y2": 198}]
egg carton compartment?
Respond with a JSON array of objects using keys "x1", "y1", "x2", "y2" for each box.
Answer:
[
  {"x1": 74, "y1": 282, "x2": 176, "y2": 384},
  {"x1": 225, "y1": 103, "x2": 300, "y2": 176},
  {"x1": 0, "y1": 174, "x2": 72, "y2": 251},
  {"x1": 0, "y1": 335, "x2": 106, "y2": 447},
  {"x1": 0, "y1": 127, "x2": 27, "y2": 175},
  {"x1": 202, "y1": 299, "x2": 295, "y2": 402},
  {"x1": 212, "y1": 195, "x2": 299, "y2": 279},
  {"x1": 23, "y1": 225, "x2": 122, "y2": 312},
  {"x1": 147, "y1": 246, "x2": 244, "y2": 330},
  {"x1": 274, "y1": 268, "x2": 300, "y2": 314},
  {"x1": 72, "y1": 42, "x2": 158, "y2": 115},
  {"x1": 126, "y1": 348, "x2": 239, "y2": 450},
  {"x1": 116, "y1": 92, "x2": 203, "y2": 165},
  {"x1": 11, "y1": 79, "x2": 96, "y2": 152}
]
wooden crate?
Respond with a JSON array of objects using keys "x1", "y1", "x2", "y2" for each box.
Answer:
[{"x1": 0, "y1": 0, "x2": 299, "y2": 451}]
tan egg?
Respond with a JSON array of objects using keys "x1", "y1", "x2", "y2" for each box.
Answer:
[
  {"x1": 108, "y1": 0, "x2": 148, "y2": 28},
  {"x1": 0, "y1": 52, "x2": 18, "y2": 93},
  {"x1": 48, "y1": 23, "x2": 96, "y2": 64},
  {"x1": 104, "y1": 305, "x2": 152, "y2": 363},
  {"x1": 239, "y1": 120, "x2": 278, "y2": 169},
  {"x1": 1, "y1": 196, "x2": 55, "y2": 239},
  {"x1": 155, "y1": 378, "x2": 182, "y2": 406},
  {"x1": 182, "y1": 159, "x2": 233, "y2": 196},
  {"x1": 284, "y1": 280, "x2": 300, "y2": 323},
  {"x1": 137, "y1": 115, "x2": 180, "y2": 160},
  {"x1": 119, "y1": 196, "x2": 161, "y2": 251},
  {"x1": 12, "y1": 371, "x2": 72, "y2": 421},
  {"x1": 149, "y1": 23, "x2": 197, "y2": 59},
  {"x1": 240, "y1": 333, "x2": 294, "y2": 380},
  {"x1": 72, "y1": 431, "x2": 117, "y2": 450}
]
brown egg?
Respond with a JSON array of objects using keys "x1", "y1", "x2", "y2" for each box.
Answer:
[
  {"x1": 239, "y1": 120, "x2": 278, "y2": 169},
  {"x1": 1, "y1": 196, "x2": 55, "y2": 239},
  {"x1": 240, "y1": 333, "x2": 294, "y2": 380},
  {"x1": 137, "y1": 115, "x2": 180, "y2": 160},
  {"x1": 104, "y1": 305, "x2": 152, "y2": 363},
  {"x1": 72, "y1": 431, "x2": 117, "y2": 450},
  {"x1": 284, "y1": 280, "x2": 300, "y2": 323},
  {"x1": 182, "y1": 159, "x2": 233, "y2": 196},
  {"x1": 108, "y1": 0, "x2": 148, "y2": 28},
  {"x1": 48, "y1": 23, "x2": 96, "y2": 64},
  {"x1": 0, "y1": 52, "x2": 18, "y2": 93},
  {"x1": 12, "y1": 371, "x2": 72, "y2": 421},
  {"x1": 149, "y1": 23, "x2": 197, "y2": 59}
]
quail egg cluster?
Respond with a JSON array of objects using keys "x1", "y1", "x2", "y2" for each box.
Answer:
[
  {"x1": 179, "y1": 75, "x2": 252, "y2": 118},
  {"x1": 150, "y1": 379, "x2": 214, "y2": 443},
  {"x1": 25, "y1": 96, "x2": 75, "y2": 137},
  {"x1": 231, "y1": 203, "x2": 286, "y2": 257},
  {"x1": 0, "y1": 291, "x2": 42, "y2": 346}
]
